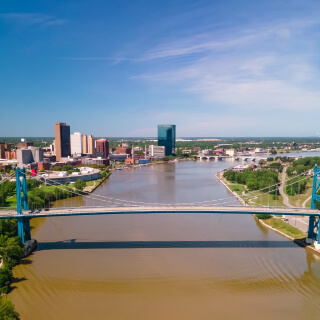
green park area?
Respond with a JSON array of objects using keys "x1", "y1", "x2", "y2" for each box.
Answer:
[
  {"x1": 258, "y1": 216, "x2": 307, "y2": 239},
  {"x1": 0, "y1": 168, "x2": 111, "y2": 210}
]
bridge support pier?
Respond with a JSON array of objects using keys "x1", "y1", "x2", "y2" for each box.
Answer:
[
  {"x1": 16, "y1": 168, "x2": 31, "y2": 244},
  {"x1": 307, "y1": 165, "x2": 320, "y2": 248}
]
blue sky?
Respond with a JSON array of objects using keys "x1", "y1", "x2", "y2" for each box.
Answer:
[{"x1": 1, "y1": 0, "x2": 320, "y2": 137}]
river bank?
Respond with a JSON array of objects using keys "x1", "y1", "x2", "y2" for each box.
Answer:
[{"x1": 217, "y1": 167, "x2": 320, "y2": 255}]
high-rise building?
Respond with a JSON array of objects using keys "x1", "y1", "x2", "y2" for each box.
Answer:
[
  {"x1": 0, "y1": 144, "x2": 5, "y2": 159},
  {"x1": 96, "y1": 139, "x2": 109, "y2": 159},
  {"x1": 0, "y1": 143, "x2": 11, "y2": 159},
  {"x1": 87, "y1": 135, "x2": 96, "y2": 157},
  {"x1": 82, "y1": 135, "x2": 88, "y2": 154},
  {"x1": 158, "y1": 125, "x2": 176, "y2": 156},
  {"x1": 55, "y1": 122, "x2": 71, "y2": 161},
  {"x1": 70, "y1": 132, "x2": 83, "y2": 155}
]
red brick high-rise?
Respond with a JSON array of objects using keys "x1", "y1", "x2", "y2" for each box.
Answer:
[{"x1": 96, "y1": 139, "x2": 109, "y2": 159}]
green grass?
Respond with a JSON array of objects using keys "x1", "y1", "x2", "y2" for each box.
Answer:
[
  {"x1": 263, "y1": 217, "x2": 307, "y2": 239},
  {"x1": 228, "y1": 184, "x2": 246, "y2": 196},
  {"x1": 285, "y1": 175, "x2": 312, "y2": 207},
  {"x1": 85, "y1": 180, "x2": 96, "y2": 187},
  {"x1": 245, "y1": 193, "x2": 286, "y2": 207}
]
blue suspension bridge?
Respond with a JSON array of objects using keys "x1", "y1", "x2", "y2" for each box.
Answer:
[{"x1": 0, "y1": 165, "x2": 319, "y2": 247}]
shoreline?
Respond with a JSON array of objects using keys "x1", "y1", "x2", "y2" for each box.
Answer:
[
  {"x1": 215, "y1": 170, "x2": 247, "y2": 206},
  {"x1": 216, "y1": 168, "x2": 320, "y2": 256}
]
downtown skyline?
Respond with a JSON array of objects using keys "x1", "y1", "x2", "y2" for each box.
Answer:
[{"x1": 1, "y1": 0, "x2": 320, "y2": 137}]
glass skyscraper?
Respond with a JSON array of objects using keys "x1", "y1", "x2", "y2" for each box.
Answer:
[{"x1": 158, "y1": 125, "x2": 176, "y2": 156}]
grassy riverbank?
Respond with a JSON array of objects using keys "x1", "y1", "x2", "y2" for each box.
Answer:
[
  {"x1": 260, "y1": 217, "x2": 307, "y2": 239},
  {"x1": 217, "y1": 169, "x2": 316, "y2": 253}
]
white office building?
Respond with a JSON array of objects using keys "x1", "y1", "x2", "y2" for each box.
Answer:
[
  {"x1": 70, "y1": 132, "x2": 83, "y2": 156},
  {"x1": 149, "y1": 145, "x2": 165, "y2": 158}
]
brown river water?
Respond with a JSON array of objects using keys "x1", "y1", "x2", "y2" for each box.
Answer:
[{"x1": 10, "y1": 161, "x2": 320, "y2": 320}]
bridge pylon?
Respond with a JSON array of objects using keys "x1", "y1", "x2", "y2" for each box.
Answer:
[
  {"x1": 16, "y1": 168, "x2": 31, "y2": 244},
  {"x1": 307, "y1": 165, "x2": 320, "y2": 248}
]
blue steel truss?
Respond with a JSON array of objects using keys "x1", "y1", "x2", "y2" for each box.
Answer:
[
  {"x1": 16, "y1": 168, "x2": 31, "y2": 244},
  {"x1": 308, "y1": 165, "x2": 320, "y2": 242}
]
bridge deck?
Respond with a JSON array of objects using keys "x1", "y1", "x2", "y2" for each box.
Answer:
[{"x1": 0, "y1": 206, "x2": 319, "y2": 219}]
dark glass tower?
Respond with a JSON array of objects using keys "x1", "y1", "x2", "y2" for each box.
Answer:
[
  {"x1": 158, "y1": 125, "x2": 176, "y2": 156},
  {"x1": 55, "y1": 122, "x2": 71, "y2": 161}
]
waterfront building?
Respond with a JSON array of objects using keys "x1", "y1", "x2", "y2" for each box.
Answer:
[
  {"x1": 109, "y1": 154, "x2": 129, "y2": 162},
  {"x1": 96, "y1": 139, "x2": 109, "y2": 159},
  {"x1": 70, "y1": 132, "x2": 83, "y2": 156},
  {"x1": 149, "y1": 145, "x2": 165, "y2": 158},
  {"x1": 55, "y1": 122, "x2": 71, "y2": 161},
  {"x1": 82, "y1": 157, "x2": 109, "y2": 166},
  {"x1": 158, "y1": 125, "x2": 176, "y2": 156},
  {"x1": 203, "y1": 149, "x2": 213, "y2": 156},
  {"x1": 226, "y1": 149, "x2": 237, "y2": 156},
  {"x1": 87, "y1": 135, "x2": 96, "y2": 157}
]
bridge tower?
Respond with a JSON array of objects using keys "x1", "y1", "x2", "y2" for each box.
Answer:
[
  {"x1": 16, "y1": 168, "x2": 31, "y2": 244},
  {"x1": 308, "y1": 165, "x2": 320, "y2": 247}
]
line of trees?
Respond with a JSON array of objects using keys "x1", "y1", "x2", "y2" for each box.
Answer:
[
  {"x1": 287, "y1": 157, "x2": 320, "y2": 177},
  {"x1": 0, "y1": 218, "x2": 24, "y2": 319},
  {"x1": 223, "y1": 168, "x2": 279, "y2": 192}
]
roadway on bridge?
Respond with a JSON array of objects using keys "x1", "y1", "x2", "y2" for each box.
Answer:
[{"x1": 0, "y1": 205, "x2": 319, "y2": 219}]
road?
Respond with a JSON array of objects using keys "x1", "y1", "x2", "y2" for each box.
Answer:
[
  {"x1": 0, "y1": 205, "x2": 319, "y2": 219},
  {"x1": 279, "y1": 166, "x2": 294, "y2": 207}
]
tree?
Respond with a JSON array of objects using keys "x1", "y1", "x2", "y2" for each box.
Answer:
[
  {"x1": 0, "y1": 236, "x2": 24, "y2": 268},
  {"x1": 0, "y1": 268, "x2": 12, "y2": 295},
  {"x1": 74, "y1": 179, "x2": 86, "y2": 191},
  {"x1": 0, "y1": 298, "x2": 20, "y2": 320},
  {"x1": 270, "y1": 150, "x2": 277, "y2": 155}
]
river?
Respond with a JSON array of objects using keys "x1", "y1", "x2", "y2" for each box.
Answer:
[{"x1": 10, "y1": 159, "x2": 320, "y2": 320}]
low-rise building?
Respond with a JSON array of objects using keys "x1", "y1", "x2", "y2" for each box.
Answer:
[
  {"x1": 232, "y1": 165, "x2": 249, "y2": 172},
  {"x1": 226, "y1": 149, "x2": 237, "y2": 156},
  {"x1": 116, "y1": 147, "x2": 131, "y2": 154},
  {"x1": 149, "y1": 145, "x2": 165, "y2": 158},
  {"x1": 82, "y1": 157, "x2": 109, "y2": 166},
  {"x1": 16, "y1": 147, "x2": 44, "y2": 168}
]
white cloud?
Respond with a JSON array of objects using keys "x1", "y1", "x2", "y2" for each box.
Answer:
[
  {"x1": 0, "y1": 13, "x2": 66, "y2": 28},
  {"x1": 132, "y1": 17, "x2": 320, "y2": 113}
]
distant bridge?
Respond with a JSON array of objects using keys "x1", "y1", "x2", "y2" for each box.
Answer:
[{"x1": 196, "y1": 155, "x2": 265, "y2": 161}]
